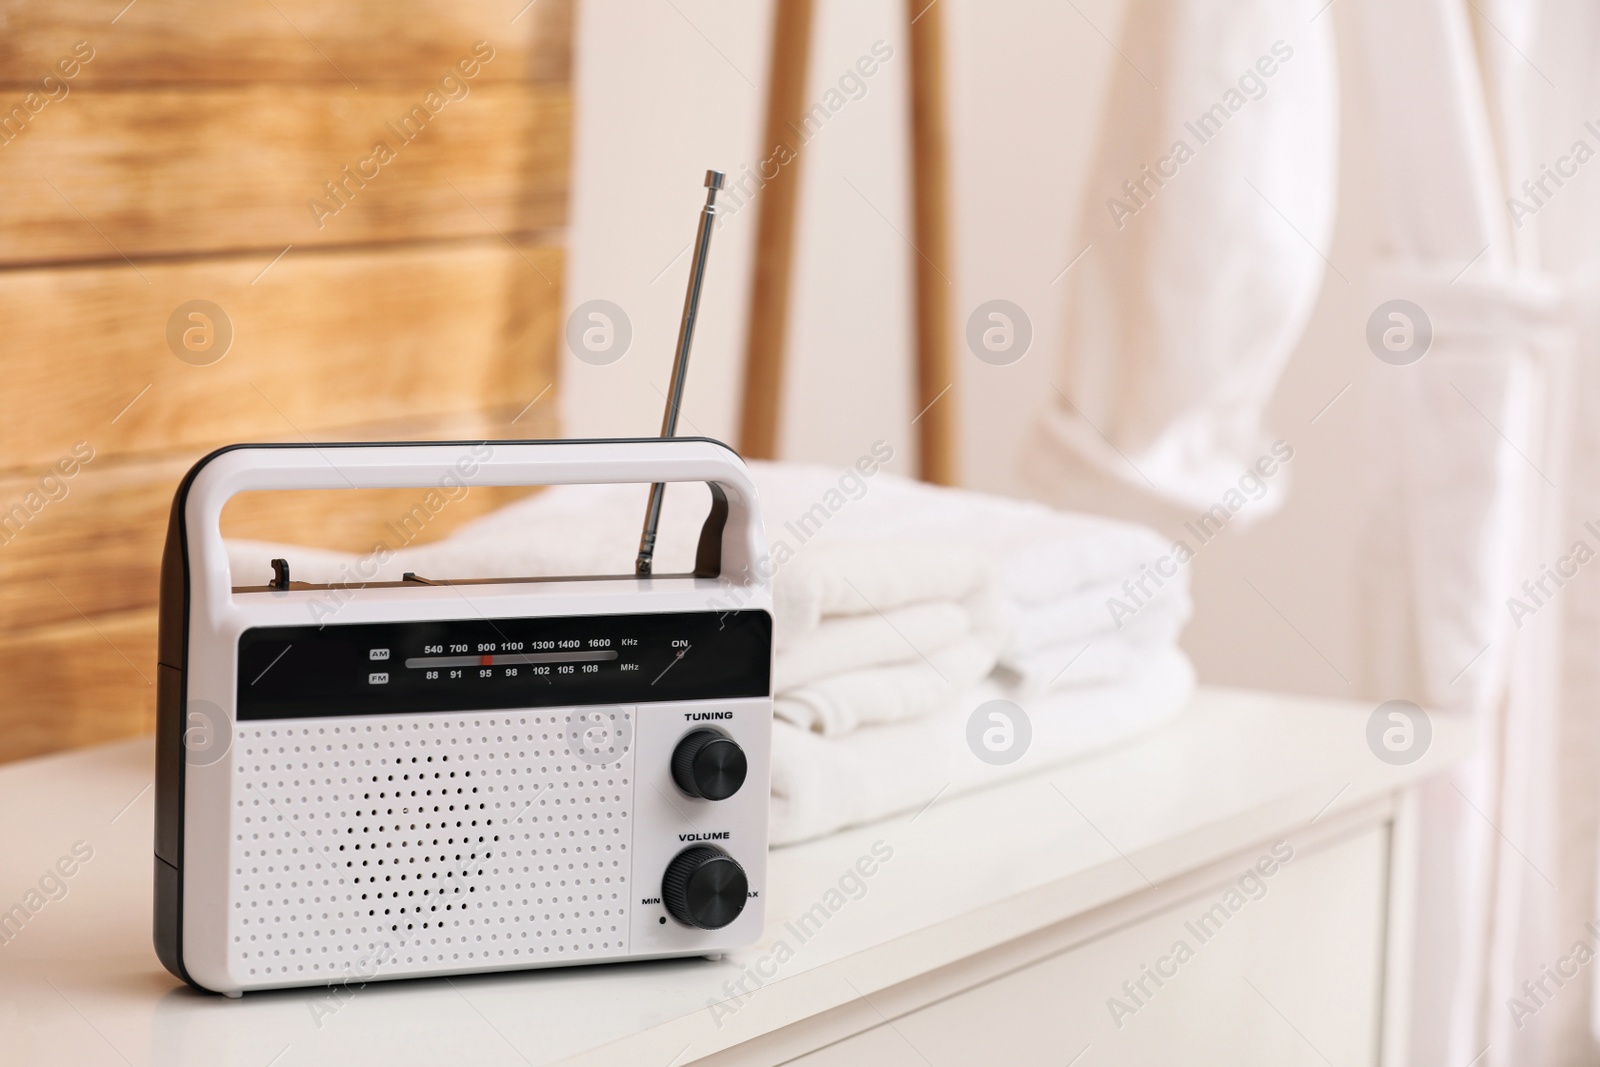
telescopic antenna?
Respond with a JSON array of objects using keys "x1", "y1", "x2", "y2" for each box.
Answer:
[{"x1": 636, "y1": 169, "x2": 726, "y2": 576}]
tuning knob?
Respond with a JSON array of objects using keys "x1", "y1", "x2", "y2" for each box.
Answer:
[
  {"x1": 671, "y1": 729, "x2": 747, "y2": 800},
  {"x1": 662, "y1": 845, "x2": 748, "y2": 929}
]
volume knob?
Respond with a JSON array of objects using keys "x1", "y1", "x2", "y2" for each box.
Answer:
[
  {"x1": 671, "y1": 729, "x2": 747, "y2": 800},
  {"x1": 662, "y1": 845, "x2": 748, "y2": 929}
]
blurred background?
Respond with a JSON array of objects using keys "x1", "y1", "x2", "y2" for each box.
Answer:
[
  {"x1": 0, "y1": 0, "x2": 1376, "y2": 760},
  {"x1": 3, "y1": 0, "x2": 1598, "y2": 1062}
]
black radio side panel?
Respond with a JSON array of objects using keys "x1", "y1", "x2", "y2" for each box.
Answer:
[{"x1": 154, "y1": 481, "x2": 196, "y2": 988}]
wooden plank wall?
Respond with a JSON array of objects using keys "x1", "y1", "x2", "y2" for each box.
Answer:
[{"x1": 0, "y1": 0, "x2": 573, "y2": 763}]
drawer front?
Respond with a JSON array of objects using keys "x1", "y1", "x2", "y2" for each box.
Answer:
[{"x1": 788, "y1": 825, "x2": 1389, "y2": 1066}]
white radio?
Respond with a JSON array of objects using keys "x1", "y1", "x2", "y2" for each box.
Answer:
[{"x1": 153, "y1": 172, "x2": 774, "y2": 996}]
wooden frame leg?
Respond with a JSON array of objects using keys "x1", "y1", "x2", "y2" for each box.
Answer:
[
  {"x1": 906, "y1": 0, "x2": 957, "y2": 485},
  {"x1": 738, "y1": 0, "x2": 816, "y2": 460},
  {"x1": 740, "y1": 0, "x2": 958, "y2": 485}
]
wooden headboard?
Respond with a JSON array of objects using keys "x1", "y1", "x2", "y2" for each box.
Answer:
[{"x1": 0, "y1": 1, "x2": 571, "y2": 762}]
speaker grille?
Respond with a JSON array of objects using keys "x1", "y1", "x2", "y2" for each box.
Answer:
[{"x1": 228, "y1": 711, "x2": 634, "y2": 982}]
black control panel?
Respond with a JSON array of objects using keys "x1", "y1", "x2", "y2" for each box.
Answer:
[{"x1": 236, "y1": 610, "x2": 771, "y2": 721}]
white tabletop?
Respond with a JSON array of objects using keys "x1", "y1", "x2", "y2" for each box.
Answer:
[{"x1": 0, "y1": 687, "x2": 1470, "y2": 1066}]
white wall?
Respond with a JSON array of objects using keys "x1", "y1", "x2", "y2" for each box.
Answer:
[
  {"x1": 778, "y1": 0, "x2": 917, "y2": 465},
  {"x1": 564, "y1": 0, "x2": 772, "y2": 444},
  {"x1": 943, "y1": 0, "x2": 1117, "y2": 501},
  {"x1": 565, "y1": 0, "x2": 1376, "y2": 701}
]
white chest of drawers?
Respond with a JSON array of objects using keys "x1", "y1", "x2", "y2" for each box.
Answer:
[{"x1": 0, "y1": 687, "x2": 1467, "y2": 1066}]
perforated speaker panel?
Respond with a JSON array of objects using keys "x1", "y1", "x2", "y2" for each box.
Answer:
[{"x1": 227, "y1": 711, "x2": 635, "y2": 983}]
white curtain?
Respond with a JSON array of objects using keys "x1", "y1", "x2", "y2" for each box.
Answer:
[
  {"x1": 1027, "y1": 0, "x2": 1600, "y2": 1060},
  {"x1": 1351, "y1": 1, "x2": 1600, "y2": 1062}
]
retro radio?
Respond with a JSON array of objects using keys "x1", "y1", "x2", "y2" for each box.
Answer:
[{"x1": 152, "y1": 173, "x2": 774, "y2": 996}]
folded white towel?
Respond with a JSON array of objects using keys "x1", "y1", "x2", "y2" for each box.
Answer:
[
  {"x1": 774, "y1": 599, "x2": 971, "y2": 691},
  {"x1": 744, "y1": 465, "x2": 1191, "y2": 689},
  {"x1": 774, "y1": 638, "x2": 1002, "y2": 736},
  {"x1": 1002, "y1": 575, "x2": 1183, "y2": 654},
  {"x1": 997, "y1": 574, "x2": 1190, "y2": 694},
  {"x1": 770, "y1": 645, "x2": 1196, "y2": 845},
  {"x1": 764, "y1": 538, "x2": 1012, "y2": 734},
  {"x1": 999, "y1": 639, "x2": 1163, "y2": 693},
  {"x1": 744, "y1": 465, "x2": 1174, "y2": 604},
  {"x1": 773, "y1": 539, "x2": 992, "y2": 649}
]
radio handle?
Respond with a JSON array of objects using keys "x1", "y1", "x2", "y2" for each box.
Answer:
[{"x1": 166, "y1": 437, "x2": 768, "y2": 645}]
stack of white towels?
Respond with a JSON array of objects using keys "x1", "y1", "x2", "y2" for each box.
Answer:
[{"x1": 228, "y1": 462, "x2": 1195, "y2": 844}]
